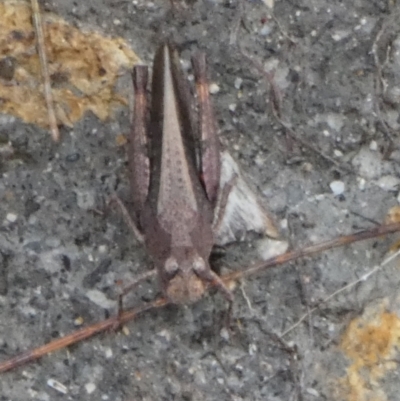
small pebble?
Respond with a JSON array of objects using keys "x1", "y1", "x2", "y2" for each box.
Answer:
[
  {"x1": 234, "y1": 77, "x2": 243, "y2": 89},
  {"x1": 209, "y1": 83, "x2": 220, "y2": 94},
  {"x1": 301, "y1": 162, "x2": 313, "y2": 172},
  {"x1": 104, "y1": 347, "x2": 113, "y2": 359},
  {"x1": 329, "y1": 180, "x2": 345, "y2": 196},
  {"x1": 357, "y1": 177, "x2": 366, "y2": 191},
  {"x1": 306, "y1": 388, "x2": 320, "y2": 397},
  {"x1": 74, "y1": 316, "x2": 84, "y2": 326},
  {"x1": 157, "y1": 329, "x2": 171, "y2": 342},
  {"x1": 260, "y1": 25, "x2": 272, "y2": 36},
  {"x1": 263, "y1": 0, "x2": 274, "y2": 8},
  {"x1": 98, "y1": 245, "x2": 108, "y2": 254},
  {"x1": 369, "y1": 140, "x2": 378, "y2": 151},
  {"x1": 228, "y1": 103, "x2": 237, "y2": 112},
  {"x1": 332, "y1": 30, "x2": 351, "y2": 41},
  {"x1": 249, "y1": 343, "x2": 257, "y2": 355},
  {"x1": 6, "y1": 213, "x2": 17, "y2": 223},
  {"x1": 85, "y1": 383, "x2": 96, "y2": 395}
]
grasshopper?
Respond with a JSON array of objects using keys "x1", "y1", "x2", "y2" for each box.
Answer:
[{"x1": 127, "y1": 43, "x2": 234, "y2": 304}]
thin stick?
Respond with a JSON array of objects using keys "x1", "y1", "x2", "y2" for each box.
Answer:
[
  {"x1": 222, "y1": 222, "x2": 400, "y2": 282},
  {"x1": 0, "y1": 297, "x2": 168, "y2": 373},
  {"x1": 1, "y1": 222, "x2": 400, "y2": 373},
  {"x1": 279, "y1": 248, "x2": 400, "y2": 338},
  {"x1": 31, "y1": 0, "x2": 60, "y2": 142}
]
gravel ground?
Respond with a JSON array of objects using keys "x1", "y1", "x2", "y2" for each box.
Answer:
[{"x1": 2, "y1": 1, "x2": 400, "y2": 400}]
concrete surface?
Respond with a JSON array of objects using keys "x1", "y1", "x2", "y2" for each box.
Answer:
[{"x1": 2, "y1": 1, "x2": 400, "y2": 400}]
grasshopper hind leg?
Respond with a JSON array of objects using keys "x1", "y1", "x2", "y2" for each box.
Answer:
[
  {"x1": 130, "y1": 65, "x2": 150, "y2": 213},
  {"x1": 191, "y1": 51, "x2": 221, "y2": 205}
]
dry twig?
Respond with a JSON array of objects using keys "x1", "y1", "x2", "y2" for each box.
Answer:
[
  {"x1": 31, "y1": 0, "x2": 60, "y2": 142},
  {"x1": 280, "y1": 248, "x2": 400, "y2": 337},
  {"x1": 1, "y1": 222, "x2": 400, "y2": 373}
]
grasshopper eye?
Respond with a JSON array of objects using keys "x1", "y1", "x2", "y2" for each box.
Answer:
[
  {"x1": 165, "y1": 257, "x2": 179, "y2": 278},
  {"x1": 193, "y1": 256, "x2": 206, "y2": 274}
]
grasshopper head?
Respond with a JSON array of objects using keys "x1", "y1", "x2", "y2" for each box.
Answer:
[{"x1": 164, "y1": 253, "x2": 209, "y2": 304}]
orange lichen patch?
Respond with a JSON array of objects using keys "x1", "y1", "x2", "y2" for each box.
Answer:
[
  {"x1": 385, "y1": 206, "x2": 400, "y2": 225},
  {"x1": 0, "y1": 0, "x2": 139, "y2": 128},
  {"x1": 338, "y1": 304, "x2": 400, "y2": 401}
]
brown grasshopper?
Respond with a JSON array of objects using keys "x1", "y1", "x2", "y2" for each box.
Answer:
[{"x1": 126, "y1": 43, "x2": 234, "y2": 304}]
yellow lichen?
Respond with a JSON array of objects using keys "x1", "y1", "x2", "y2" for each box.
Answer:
[
  {"x1": 0, "y1": 0, "x2": 140, "y2": 129},
  {"x1": 339, "y1": 302, "x2": 400, "y2": 401}
]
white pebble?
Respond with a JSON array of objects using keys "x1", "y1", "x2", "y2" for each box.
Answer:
[
  {"x1": 6, "y1": 213, "x2": 17, "y2": 222},
  {"x1": 249, "y1": 343, "x2": 257, "y2": 355},
  {"x1": 329, "y1": 180, "x2": 345, "y2": 196},
  {"x1": 104, "y1": 347, "x2": 113, "y2": 359},
  {"x1": 209, "y1": 83, "x2": 220, "y2": 94},
  {"x1": 157, "y1": 329, "x2": 172, "y2": 342},
  {"x1": 85, "y1": 383, "x2": 96, "y2": 394},
  {"x1": 228, "y1": 103, "x2": 237, "y2": 112},
  {"x1": 262, "y1": 0, "x2": 274, "y2": 8},
  {"x1": 357, "y1": 177, "x2": 366, "y2": 190},
  {"x1": 98, "y1": 245, "x2": 108, "y2": 254},
  {"x1": 234, "y1": 77, "x2": 243, "y2": 89},
  {"x1": 306, "y1": 387, "x2": 320, "y2": 397},
  {"x1": 369, "y1": 140, "x2": 378, "y2": 151}
]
